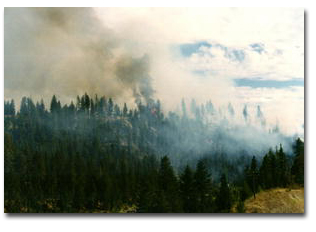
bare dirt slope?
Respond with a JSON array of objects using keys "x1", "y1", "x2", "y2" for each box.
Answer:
[{"x1": 243, "y1": 188, "x2": 304, "y2": 213}]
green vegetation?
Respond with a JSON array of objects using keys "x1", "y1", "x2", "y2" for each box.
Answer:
[{"x1": 4, "y1": 95, "x2": 304, "y2": 213}]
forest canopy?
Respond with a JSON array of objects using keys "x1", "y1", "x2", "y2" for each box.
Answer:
[{"x1": 4, "y1": 94, "x2": 304, "y2": 213}]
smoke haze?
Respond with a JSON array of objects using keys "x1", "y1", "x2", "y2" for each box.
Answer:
[
  {"x1": 4, "y1": 8, "x2": 304, "y2": 137},
  {"x1": 4, "y1": 8, "x2": 153, "y2": 107}
]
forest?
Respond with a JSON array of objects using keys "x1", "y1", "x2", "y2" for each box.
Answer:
[{"x1": 4, "y1": 94, "x2": 304, "y2": 213}]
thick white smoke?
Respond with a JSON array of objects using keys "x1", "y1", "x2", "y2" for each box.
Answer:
[
  {"x1": 4, "y1": 8, "x2": 153, "y2": 108},
  {"x1": 4, "y1": 8, "x2": 304, "y2": 137}
]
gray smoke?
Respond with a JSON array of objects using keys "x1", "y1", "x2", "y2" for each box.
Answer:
[
  {"x1": 243, "y1": 105, "x2": 248, "y2": 122},
  {"x1": 4, "y1": 7, "x2": 153, "y2": 105},
  {"x1": 4, "y1": 8, "x2": 300, "y2": 161},
  {"x1": 161, "y1": 100, "x2": 295, "y2": 169}
]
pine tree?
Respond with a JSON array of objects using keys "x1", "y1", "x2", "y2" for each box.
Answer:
[
  {"x1": 216, "y1": 174, "x2": 231, "y2": 213},
  {"x1": 249, "y1": 156, "x2": 259, "y2": 198},
  {"x1": 194, "y1": 159, "x2": 212, "y2": 212},
  {"x1": 276, "y1": 144, "x2": 287, "y2": 187},
  {"x1": 259, "y1": 154, "x2": 269, "y2": 189},
  {"x1": 90, "y1": 99, "x2": 95, "y2": 116},
  {"x1": 4, "y1": 133, "x2": 19, "y2": 212},
  {"x1": 157, "y1": 156, "x2": 181, "y2": 212},
  {"x1": 123, "y1": 103, "x2": 128, "y2": 117},
  {"x1": 50, "y1": 95, "x2": 58, "y2": 113},
  {"x1": 10, "y1": 99, "x2": 15, "y2": 115},
  {"x1": 108, "y1": 98, "x2": 114, "y2": 116},
  {"x1": 84, "y1": 93, "x2": 90, "y2": 113},
  {"x1": 181, "y1": 99, "x2": 187, "y2": 119},
  {"x1": 180, "y1": 165, "x2": 195, "y2": 212},
  {"x1": 291, "y1": 138, "x2": 304, "y2": 186},
  {"x1": 20, "y1": 97, "x2": 29, "y2": 116}
]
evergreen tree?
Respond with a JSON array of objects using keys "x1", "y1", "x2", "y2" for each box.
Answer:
[
  {"x1": 20, "y1": 97, "x2": 29, "y2": 116},
  {"x1": 84, "y1": 93, "x2": 90, "y2": 112},
  {"x1": 108, "y1": 98, "x2": 113, "y2": 116},
  {"x1": 10, "y1": 99, "x2": 15, "y2": 115},
  {"x1": 50, "y1": 95, "x2": 59, "y2": 113},
  {"x1": 249, "y1": 156, "x2": 259, "y2": 198},
  {"x1": 181, "y1": 99, "x2": 187, "y2": 119},
  {"x1": 291, "y1": 138, "x2": 304, "y2": 186},
  {"x1": 216, "y1": 174, "x2": 231, "y2": 213},
  {"x1": 276, "y1": 144, "x2": 288, "y2": 187},
  {"x1": 3, "y1": 93, "x2": 303, "y2": 213},
  {"x1": 123, "y1": 103, "x2": 128, "y2": 117},
  {"x1": 157, "y1": 156, "x2": 181, "y2": 212},
  {"x1": 180, "y1": 165, "x2": 195, "y2": 212},
  {"x1": 259, "y1": 154, "x2": 269, "y2": 189},
  {"x1": 194, "y1": 159, "x2": 212, "y2": 212}
]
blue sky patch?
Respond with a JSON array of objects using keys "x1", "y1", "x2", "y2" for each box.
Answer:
[
  {"x1": 228, "y1": 49, "x2": 245, "y2": 62},
  {"x1": 179, "y1": 41, "x2": 211, "y2": 57},
  {"x1": 179, "y1": 42, "x2": 245, "y2": 62},
  {"x1": 234, "y1": 78, "x2": 304, "y2": 88},
  {"x1": 249, "y1": 43, "x2": 265, "y2": 54}
]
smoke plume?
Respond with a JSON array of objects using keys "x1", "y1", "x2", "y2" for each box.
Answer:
[
  {"x1": 4, "y1": 8, "x2": 153, "y2": 106},
  {"x1": 4, "y1": 8, "x2": 303, "y2": 137}
]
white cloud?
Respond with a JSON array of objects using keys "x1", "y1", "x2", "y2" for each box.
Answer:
[
  {"x1": 4, "y1": 8, "x2": 303, "y2": 136},
  {"x1": 95, "y1": 8, "x2": 303, "y2": 46},
  {"x1": 183, "y1": 42, "x2": 303, "y2": 81},
  {"x1": 93, "y1": 8, "x2": 304, "y2": 135},
  {"x1": 95, "y1": 8, "x2": 304, "y2": 81}
]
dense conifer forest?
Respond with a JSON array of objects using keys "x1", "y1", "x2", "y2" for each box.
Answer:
[{"x1": 4, "y1": 94, "x2": 304, "y2": 213}]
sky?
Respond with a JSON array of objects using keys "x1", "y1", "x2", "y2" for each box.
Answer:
[
  {"x1": 95, "y1": 8, "x2": 304, "y2": 135},
  {"x1": 4, "y1": 7, "x2": 304, "y2": 136}
]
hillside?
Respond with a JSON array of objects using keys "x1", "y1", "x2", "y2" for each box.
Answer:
[
  {"x1": 241, "y1": 188, "x2": 304, "y2": 213},
  {"x1": 4, "y1": 94, "x2": 304, "y2": 213}
]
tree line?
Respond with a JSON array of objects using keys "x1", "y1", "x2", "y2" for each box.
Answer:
[{"x1": 4, "y1": 94, "x2": 304, "y2": 213}]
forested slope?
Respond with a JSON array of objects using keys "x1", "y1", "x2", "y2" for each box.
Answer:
[{"x1": 4, "y1": 94, "x2": 304, "y2": 213}]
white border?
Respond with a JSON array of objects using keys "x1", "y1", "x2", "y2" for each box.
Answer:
[{"x1": 1, "y1": 2, "x2": 315, "y2": 232}]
